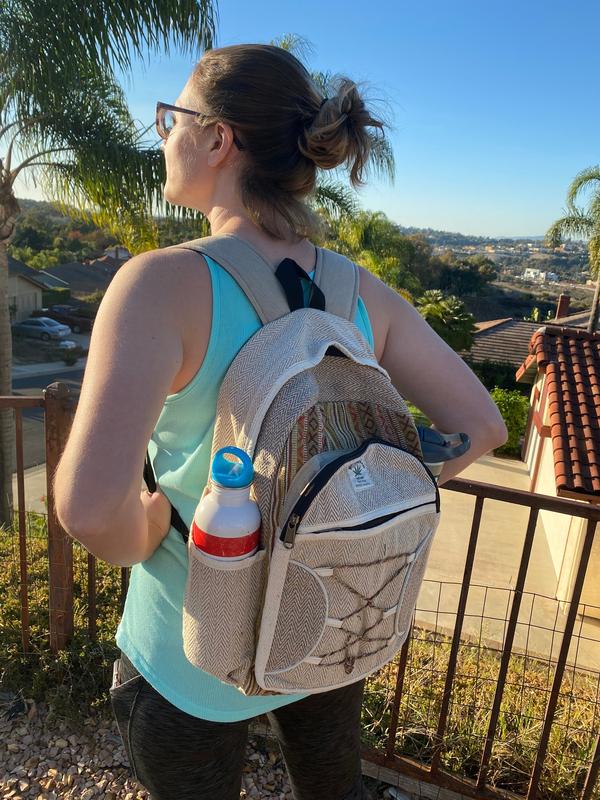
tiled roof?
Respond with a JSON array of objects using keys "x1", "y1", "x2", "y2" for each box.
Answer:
[
  {"x1": 44, "y1": 261, "x2": 118, "y2": 295},
  {"x1": 458, "y1": 319, "x2": 543, "y2": 368},
  {"x1": 91, "y1": 255, "x2": 126, "y2": 272},
  {"x1": 553, "y1": 309, "x2": 592, "y2": 328},
  {"x1": 516, "y1": 325, "x2": 600, "y2": 499},
  {"x1": 474, "y1": 317, "x2": 513, "y2": 332},
  {"x1": 8, "y1": 256, "x2": 69, "y2": 289}
]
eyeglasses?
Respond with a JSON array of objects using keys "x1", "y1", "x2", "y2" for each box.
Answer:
[{"x1": 156, "y1": 101, "x2": 246, "y2": 150}]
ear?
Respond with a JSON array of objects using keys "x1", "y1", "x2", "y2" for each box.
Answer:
[{"x1": 206, "y1": 122, "x2": 236, "y2": 167}]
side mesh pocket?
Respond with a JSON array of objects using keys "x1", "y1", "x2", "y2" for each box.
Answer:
[{"x1": 182, "y1": 544, "x2": 267, "y2": 687}]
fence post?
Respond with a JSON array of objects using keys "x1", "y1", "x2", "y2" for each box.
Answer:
[{"x1": 44, "y1": 382, "x2": 76, "y2": 653}]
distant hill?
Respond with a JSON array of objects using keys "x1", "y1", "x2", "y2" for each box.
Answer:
[
  {"x1": 396, "y1": 225, "x2": 584, "y2": 248},
  {"x1": 17, "y1": 197, "x2": 580, "y2": 249}
]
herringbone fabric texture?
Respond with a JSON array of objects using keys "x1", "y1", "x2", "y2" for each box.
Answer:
[
  {"x1": 182, "y1": 308, "x2": 441, "y2": 697},
  {"x1": 210, "y1": 308, "x2": 386, "y2": 460}
]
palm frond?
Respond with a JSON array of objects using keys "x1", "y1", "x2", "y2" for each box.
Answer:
[
  {"x1": 365, "y1": 131, "x2": 395, "y2": 183},
  {"x1": 565, "y1": 164, "x2": 600, "y2": 207},
  {"x1": 269, "y1": 33, "x2": 314, "y2": 65},
  {"x1": 588, "y1": 235, "x2": 600, "y2": 280},
  {"x1": 311, "y1": 178, "x2": 358, "y2": 219},
  {"x1": 545, "y1": 208, "x2": 594, "y2": 247},
  {"x1": 0, "y1": 0, "x2": 217, "y2": 118}
]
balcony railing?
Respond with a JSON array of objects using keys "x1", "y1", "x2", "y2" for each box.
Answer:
[{"x1": 1, "y1": 384, "x2": 599, "y2": 800}]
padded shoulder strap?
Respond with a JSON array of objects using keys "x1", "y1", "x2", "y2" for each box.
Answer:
[
  {"x1": 168, "y1": 233, "x2": 360, "y2": 323},
  {"x1": 313, "y1": 246, "x2": 359, "y2": 321}
]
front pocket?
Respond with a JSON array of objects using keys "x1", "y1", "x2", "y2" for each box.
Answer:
[
  {"x1": 255, "y1": 503, "x2": 440, "y2": 693},
  {"x1": 182, "y1": 544, "x2": 267, "y2": 689}
]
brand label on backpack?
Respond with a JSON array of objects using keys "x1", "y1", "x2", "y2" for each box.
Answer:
[{"x1": 347, "y1": 459, "x2": 374, "y2": 492}]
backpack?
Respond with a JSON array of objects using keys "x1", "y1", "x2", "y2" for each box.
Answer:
[{"x1": 143, "y1": 232, "x2": 442, "y2": 697}]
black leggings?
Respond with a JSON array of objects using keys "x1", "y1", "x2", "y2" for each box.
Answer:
[{"x1": 109, "y1": 650, "x2": 372, "y2": 800}]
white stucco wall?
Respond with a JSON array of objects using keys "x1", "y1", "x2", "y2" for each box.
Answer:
[
  {"x1": 8, "y1": 275, "x2": 43, "y2": 322},
  {"x1": 526, "y1": 371, "x2": 599, "y2": 619}
]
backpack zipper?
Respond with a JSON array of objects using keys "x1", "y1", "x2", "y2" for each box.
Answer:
[{"x1": 280, "y1": 437, "x2": 440, "y2": 549}]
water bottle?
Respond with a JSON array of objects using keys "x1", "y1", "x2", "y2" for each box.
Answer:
[{"x1": 191, "y1": 447, "x2": 261, "y2": 562}]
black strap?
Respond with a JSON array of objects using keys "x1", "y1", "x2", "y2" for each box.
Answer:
[
  {"x1": 275, "y1": 258, "x2": 326, "y2": 312},
  {"x1": 144, "y1": 451, "x2": 189, "y2": 543}
]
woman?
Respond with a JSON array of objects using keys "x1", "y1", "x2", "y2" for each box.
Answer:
[{"x1": 54, "y1": 44, "x2": 507, "y2": 800}]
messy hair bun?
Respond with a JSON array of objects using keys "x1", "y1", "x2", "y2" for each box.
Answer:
[
  {"x1": 298, "y1": 77, "x2": 384, "y2": 188},
  {"x1": 189, "y1": 45, "x2": 389, "y2": 240}
]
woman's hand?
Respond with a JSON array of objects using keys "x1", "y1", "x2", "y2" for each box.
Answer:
[{"x1": 140, "y1": 485, "x2": 172, "y2": 557}]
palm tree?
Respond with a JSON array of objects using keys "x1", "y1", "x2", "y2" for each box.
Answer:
[
  {"x1": 546, "y1": 165, "x2": 600, "y2": 334},
  {"x1": 415, "y1": 289, "x2": 477, "y2": 351},
  {"x1": 0, "y1": 1, "x2": 217, "y2": 527},
  {"x1": 323, "y1": 209, "x2": 421, "y2": 298}
]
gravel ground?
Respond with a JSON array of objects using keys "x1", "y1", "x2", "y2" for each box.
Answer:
[{"x1": 0, "y1": 695, "x2": 396, "y2": 799}]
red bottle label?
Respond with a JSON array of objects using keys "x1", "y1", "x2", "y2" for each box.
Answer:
[{"x1": 191, "y1": 519, "x2": 260, "y2": 558}]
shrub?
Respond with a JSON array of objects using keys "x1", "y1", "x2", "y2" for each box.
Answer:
[
  {"x1": 490, "y1": 387, "x2": 530, "y2": 456},
  {"x1": 462, "y1": 357, "x2": 528, "y2": 394}
]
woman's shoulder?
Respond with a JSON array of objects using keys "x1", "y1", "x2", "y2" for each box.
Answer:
[
  {"x1": 120, "y1": 245, "x2": 211, "y2": 305},
  {"x1": 354, "y1": 264, "x2": 391, "y2": 362}
]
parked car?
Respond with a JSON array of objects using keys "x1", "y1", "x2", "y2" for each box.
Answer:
[
  {"x1": 11, "y1": 317, "x2": 71, "y2": 341},
  {"x1": 31, "y1": 304, "x2": 94, "y2": 333}
]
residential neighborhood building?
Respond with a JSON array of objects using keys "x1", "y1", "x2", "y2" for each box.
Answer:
[
  {"x1": 515, "y1": 324, "x2": 600, "y2": 621},
  {"x1": 457, "y1": 295, "x2": 594, "y2": 371},
  {"x1": 8, "y1": 256, "x2": 70, "y2": 322},
  {"x1": 44, "y1": 256, "x2": 124, "y2": 298}
]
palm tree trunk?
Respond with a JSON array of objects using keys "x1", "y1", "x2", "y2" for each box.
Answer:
[
  {"x1": 0, "y1": 178, "x2": 20, "y2": 529},
  {"x1": 587, "y1": 274, "x2": 599, "y2": 334}
]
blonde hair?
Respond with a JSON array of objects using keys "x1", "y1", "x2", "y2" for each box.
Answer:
[{"x1": 188, "y1": 44, "x2": 387, "y2": 241}]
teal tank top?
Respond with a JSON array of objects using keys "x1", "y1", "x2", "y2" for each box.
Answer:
[{"x1": 116, "y1": 254, "x2": 375, "y2": 721}]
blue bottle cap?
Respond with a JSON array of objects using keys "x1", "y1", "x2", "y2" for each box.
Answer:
[{"x1": 211, "y1": 447, "x2": 254, "y2": 488}]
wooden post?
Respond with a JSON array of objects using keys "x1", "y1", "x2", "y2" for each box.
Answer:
[{"x1": 44, "y1": 382, "x2": 76, "y2": 653}]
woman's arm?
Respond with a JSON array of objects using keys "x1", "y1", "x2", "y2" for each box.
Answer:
[
  {"x1": 358, "y1": 267, "x2": 508, "y2": 485},
  {"x1": 53, "y1": 247, "x2": 210, "y2": 565}
]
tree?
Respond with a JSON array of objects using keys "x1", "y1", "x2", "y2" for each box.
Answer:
[
  {"x1": 415, "y1": 289, "x2": 477, "y2": 351},
  {"x1": 546, "y1": 165, "x2": 600, "y2": 333},
  {"x1": 0, "y1": 1, "x2": 217, "y2": 527}
]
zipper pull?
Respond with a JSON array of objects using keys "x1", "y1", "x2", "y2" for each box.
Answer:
[{"x1": 283, "y1": 514, "x2": 301, "y2": 549}]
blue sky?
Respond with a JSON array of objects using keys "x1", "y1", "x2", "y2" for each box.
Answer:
[{"x1": 14, "y1": 0, "x2": 600, "y2": 237}]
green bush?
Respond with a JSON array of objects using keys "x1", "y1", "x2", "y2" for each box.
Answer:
[
  {"x1": 490, "y1": 387, "x2": 530, "y2": 456},
  {"x1": 462, "y1": 357, "x2": 528, "y2": 394},
  {"x1": 42, "y1": 287, "x2": 71, "y2": 306}
]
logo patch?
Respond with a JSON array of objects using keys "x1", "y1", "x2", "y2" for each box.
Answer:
[{"x1": 347, "y1": 459, "x2": 374, "y2": 492}]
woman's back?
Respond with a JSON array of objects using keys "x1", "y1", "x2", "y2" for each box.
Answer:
[{"x1": 115, "y1": 249, "x2": 377, "y2": 721}]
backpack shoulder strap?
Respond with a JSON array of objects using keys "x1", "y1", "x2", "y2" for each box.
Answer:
[
  {"x1": 168, "y1": 233, "x2": 360, "y2": 323},
  {"x1": 167, "y1": 233, "x2": 290, "y2": 324},
  {"x1": 313, "y1": 246, "x2": 360, "y2": 322}
]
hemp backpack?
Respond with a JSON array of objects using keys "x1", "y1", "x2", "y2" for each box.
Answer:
[{"x1": 143, "y1": 233, "x2": 442, "y2": 697}]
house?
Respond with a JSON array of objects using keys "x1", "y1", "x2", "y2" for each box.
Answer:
[
  {"x1": 515, "y1": 324, "x2": 600, "y2": 620},
  {"x1": 103, "y1": 245, "x2": 132, "y2": 261},
  {"x1": 44, "y1": 258, "x2": 122, "y2": 299},
  {"x1": 457, "y1": 294, "x2": 594, "y2": 373},
  {"x1": 458, "y1": 318, "x2": 543, "y2": 370},
  {"x1": 523, "y1": 267, "x2": 547, "y2": 282},
  {"x1": 8, "y1": 257, "x2": 70, "y2": 322}
]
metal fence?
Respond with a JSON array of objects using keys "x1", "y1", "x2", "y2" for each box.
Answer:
[{"x1": 1, "y1": 385, "x2": 599, "y2": 800}]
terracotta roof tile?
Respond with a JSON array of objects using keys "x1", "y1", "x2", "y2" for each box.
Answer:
[{"x1": 516, "y1": 325, "x2": 600, "y2": 499}]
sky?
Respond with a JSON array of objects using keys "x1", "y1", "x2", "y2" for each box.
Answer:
[{"x1": 13, "y1": 0, "x2": 600, "y2": 238}]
